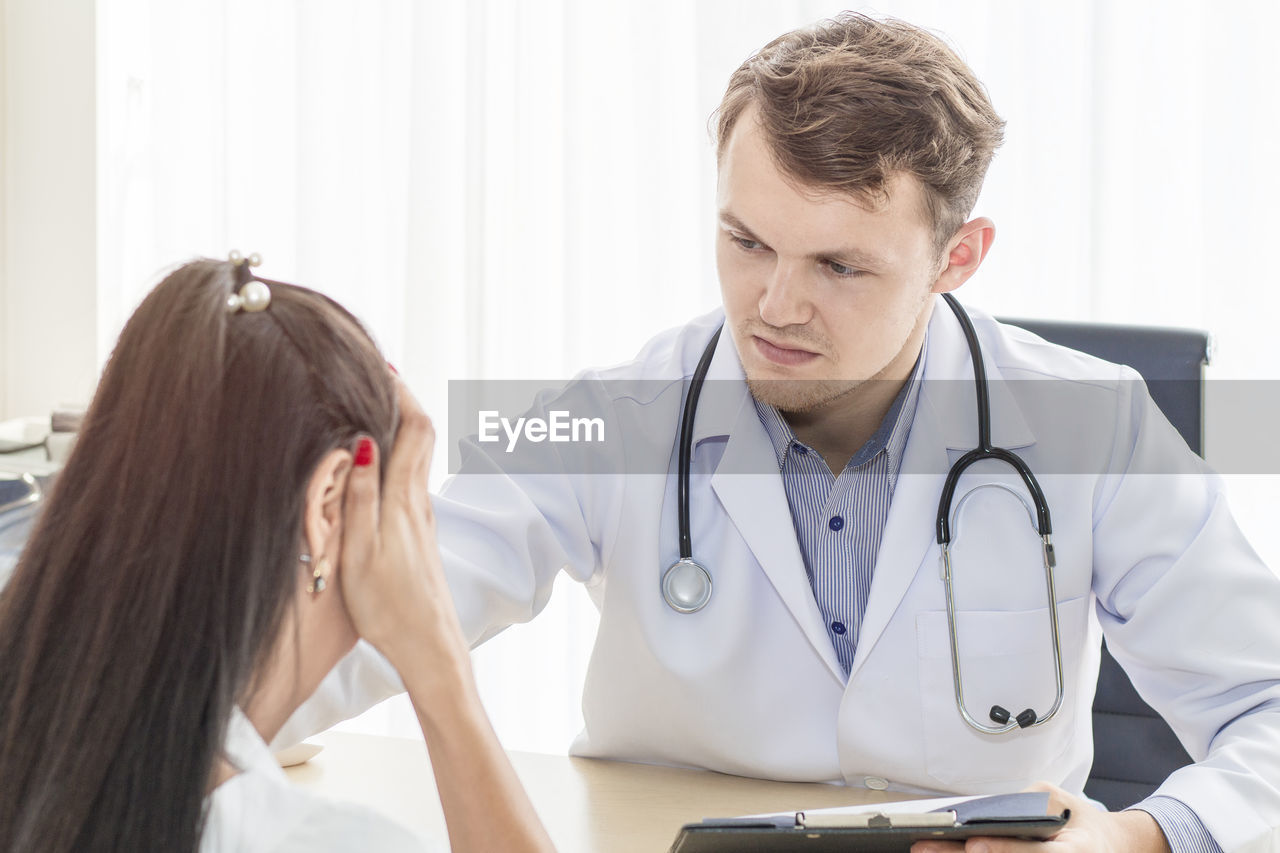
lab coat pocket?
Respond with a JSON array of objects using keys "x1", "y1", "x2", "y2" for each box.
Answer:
[{"x1": 915, "y1": 595, "x2": 1090, "y2": 787}]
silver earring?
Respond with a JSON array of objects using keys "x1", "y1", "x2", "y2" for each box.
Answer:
[{"x1": 300, "y1": 553, "x2": 329, "y2": 594}]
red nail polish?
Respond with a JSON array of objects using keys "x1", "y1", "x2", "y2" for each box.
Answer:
[
  {"x1": 387, "y1": 362, "x2": 398, "y2": 375},
  {"x1": 354, "y1": 437, "x2": 374, "y2": 467}
]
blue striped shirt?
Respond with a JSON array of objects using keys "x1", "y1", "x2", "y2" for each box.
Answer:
[
  {"x1": 750, "y1": 335, "x2": 1221, "y2": 853},
  {"x1": 753, "y1": 352, "x2": 923, "y2": 676}
]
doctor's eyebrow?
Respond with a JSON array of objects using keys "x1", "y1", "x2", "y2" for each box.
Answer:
[{"x1": 717, "y1": 210, "x2": 888, "y2": 270}]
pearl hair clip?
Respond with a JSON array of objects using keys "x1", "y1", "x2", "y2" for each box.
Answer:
[{"x1": 225, "y1": 250, "x2": 271, "y2": 314}]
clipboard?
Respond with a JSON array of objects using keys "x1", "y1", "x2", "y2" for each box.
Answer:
[{"x1": 668, "y1": 792, "x2": 1069, "y2": 852}]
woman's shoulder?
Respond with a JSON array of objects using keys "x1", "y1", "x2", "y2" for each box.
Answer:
[{"x1": 201, "y1": 766, "x2": 435, "y2": 852}]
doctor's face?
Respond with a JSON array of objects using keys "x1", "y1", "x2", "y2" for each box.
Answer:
[{"x1": 716, "y1": 107, "x2": 949, "y2": 413}]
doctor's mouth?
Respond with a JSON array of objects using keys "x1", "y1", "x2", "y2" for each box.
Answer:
[{"x1": 752, "y1": 333, "x2": 822, "y2": 367}]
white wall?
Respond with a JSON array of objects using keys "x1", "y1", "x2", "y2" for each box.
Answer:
[{"x1": 0, "y1": 0, "x2": 99, "y2": 422}]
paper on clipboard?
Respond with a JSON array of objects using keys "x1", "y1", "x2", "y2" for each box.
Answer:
[
  {"x1": 751, "y1": 792, "x2": 1062, "y2": 824},
  {"x1": 746, "y1": 794, "x2": 982, "y2": 822},
  {"x1": 799, "y1": 809, "x2": 957, "y2": 829}
]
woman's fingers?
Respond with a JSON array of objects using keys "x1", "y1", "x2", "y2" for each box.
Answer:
[
  {"x1": 386, "y1": 377, "x2": 436, "y2": 506},
  {"x1": 341, "y1": 430, "x2": 423, "y2": 653},
  {"x1": 341, "y1": 435, "x2": 381, "y2": 579}
]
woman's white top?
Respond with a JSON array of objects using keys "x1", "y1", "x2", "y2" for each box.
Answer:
[{"x1": 199, "y1": 709, "x2": 432, "y2": 852}]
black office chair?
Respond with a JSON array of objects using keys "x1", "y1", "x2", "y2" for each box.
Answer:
[{"x1": 999, "y1": 316, "x2": 1212, "y2": 811}]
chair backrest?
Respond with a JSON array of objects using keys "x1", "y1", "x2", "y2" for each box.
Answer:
[{"x1": 999, "y1": 316, "x2": 1211, "y2": 810}]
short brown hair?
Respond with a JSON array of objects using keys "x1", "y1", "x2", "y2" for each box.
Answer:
[{"x1": 715, "y1": 13, "x2": 1005, "y2": 251}]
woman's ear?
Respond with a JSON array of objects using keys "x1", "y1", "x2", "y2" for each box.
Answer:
[{"x1": 302, "y1": 448, "x2": 356, "y2": 569}]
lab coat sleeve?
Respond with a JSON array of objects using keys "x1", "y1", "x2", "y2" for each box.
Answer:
[
  {"x1": 434, "y1": 376, "x2": 631, "y2": 647},
  {"x1": 1091, "y1": 371, "x2": 1280, "y2": 850}
]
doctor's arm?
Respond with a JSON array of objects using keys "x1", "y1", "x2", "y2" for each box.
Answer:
[
  {"x1": 1083, "y1": 381, "x2": 1280, "y2": 852},
  {"x1": 921, "y1": 377, "x2": 1280, "y2": 853},
  {"x1": 958, "y1": 378, "x2": 1280, "y2": 853}
]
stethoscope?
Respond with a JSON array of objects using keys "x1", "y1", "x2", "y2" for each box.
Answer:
[{"x1": 662, "y1": 293, "x2": 1065, "y2": 735}]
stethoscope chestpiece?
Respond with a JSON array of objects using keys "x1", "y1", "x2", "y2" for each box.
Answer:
[{"x1": 662, "y1": 558, "x2": 713, "y2": 613}]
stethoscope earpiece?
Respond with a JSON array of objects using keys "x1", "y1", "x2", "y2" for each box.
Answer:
[{"x1": 989, "y1": 706, "x2": 1039, "y2": 729}]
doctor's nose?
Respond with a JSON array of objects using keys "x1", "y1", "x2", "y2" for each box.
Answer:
[{"x1": 757, "y1": 263, "x2": 813, "y2": 329}]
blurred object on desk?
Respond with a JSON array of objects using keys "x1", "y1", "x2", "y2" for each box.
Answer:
[
  {"x1": 0, "y1": 411, "x2": 83, "y2": 476},
  {"x1": 0, "y1": 411, "x2": 81, "y2": 588},
  {"x1": 0, "y1": 472, "x2": 41, "y2": 515},
  {"x1": 0, "y1": 473, "x2": 41, "y2": 588}
]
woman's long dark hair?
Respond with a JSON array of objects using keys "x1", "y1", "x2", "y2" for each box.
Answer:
[{"x1": 0, "y1": 259, "x2": 397, "y2": 852}]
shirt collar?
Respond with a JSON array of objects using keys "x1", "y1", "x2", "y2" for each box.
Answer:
[
  {"x1": 222, "y1": 706, "x2": 287, "y2": 781},
  {"x1": 752, "y1": 330, "x2": 929, "y2": 474}
]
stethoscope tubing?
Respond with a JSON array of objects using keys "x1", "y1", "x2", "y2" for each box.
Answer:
[
  {"x1": 941, "y1": 487, "x2": 1066, "y2": 734},
  {"x1": 677, "y1": 326, "x2": 722, "y2": 561},
  {"x1": 935, "y1": 293, "x2": 1052, "y2": 546}
]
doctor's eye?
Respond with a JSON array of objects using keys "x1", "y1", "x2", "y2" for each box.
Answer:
[
  {"x1": 730, "y1": 235, "x2": 766, "y2": 252},
  {"x1": 825, "y1": 260, "x2": 866, "y2": 278}
]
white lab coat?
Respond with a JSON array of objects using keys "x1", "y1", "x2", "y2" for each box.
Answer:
[{"x1": 279, "y1": 301, "x2": 1280, "y2": 851}]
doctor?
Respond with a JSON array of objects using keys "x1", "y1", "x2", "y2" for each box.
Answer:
[{"x1": 281, "y1": 13, "x2": 1280, "y2": 852}]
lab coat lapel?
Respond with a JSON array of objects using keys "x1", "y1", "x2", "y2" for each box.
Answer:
[
  {"x1": 847, "y1": 389, "x2": 950, "y2": 680},
  {"x1": 695, "y1": 332, "x2": 846, "y2": 684},
  {"x1": 848, "y1": 301, "x2": 1036, "y2": 679}
]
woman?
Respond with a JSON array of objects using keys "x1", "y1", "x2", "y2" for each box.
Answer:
[{"x1": 0, "y1": 258, "x2": 554, "y2": 852}]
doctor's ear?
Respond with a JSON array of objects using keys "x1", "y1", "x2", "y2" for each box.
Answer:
[
  {"x1": 931, "y1": 216, "x2": 995, "y2": 294},
  {"x1": 302, "y1": 447, "x2": 356, "y2": 565}
]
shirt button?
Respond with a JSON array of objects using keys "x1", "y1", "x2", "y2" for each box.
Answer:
[
  {"x1": 864, "y1": 776, "x2": 889, "y2": 791},
  {"x1": 793, "y1": 444, "x2": 808, "y2": 455},
  {"x1": 828, "y1": 516, "x2": 844, "y2": 531},
  {"x1": 831, "y1": 621, "x2": 847, "y2": 635}
]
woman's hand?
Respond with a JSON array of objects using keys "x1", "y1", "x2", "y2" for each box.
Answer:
[
  {"x1": 338, "y1": 378, "x2": 557, "y2": 852},
  {"x1": 910, "y1": 783, "x2": 1171, "y2": 853},
  {"x1": 339, "y1": 378, "x2": 470, "y2": 678}
]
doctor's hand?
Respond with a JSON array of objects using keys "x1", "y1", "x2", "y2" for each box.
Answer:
[
  {"x1": 339, "y1": 378, "x2": 471, "y2": 681},
  {"x1": 910, "y1": 783, "x2": 1172, "y2": 853}
]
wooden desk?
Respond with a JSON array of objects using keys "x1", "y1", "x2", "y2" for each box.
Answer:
[{"x1": 286, "y1": 732, "x2": 922, "y2": 851}]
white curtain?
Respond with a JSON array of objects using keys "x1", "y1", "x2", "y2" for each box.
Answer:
[{"x1": 96, "y1": 0, "x2": 1280, "y2": 752}]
